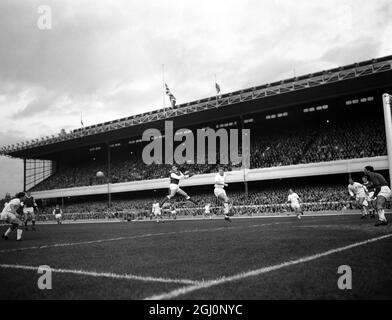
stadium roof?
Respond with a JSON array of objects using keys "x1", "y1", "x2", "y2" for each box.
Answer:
[{"x1": 1, "y1": 55, "x2": 392, "y2": 159}]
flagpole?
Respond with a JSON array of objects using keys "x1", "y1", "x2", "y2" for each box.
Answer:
[
  {"x1": 162, "y1": 64, "x2": 166, "y2": 114},
  {"x1": 80, "y1": 112, "x2": 84, "y2": 138},
  {"x1": 214, "y1": 74, "x2": 218, "y2": 108}
]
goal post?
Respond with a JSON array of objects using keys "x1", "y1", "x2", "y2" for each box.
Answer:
[{"x1": 382, "y1": 93, "x2": 392, "y2": 187}]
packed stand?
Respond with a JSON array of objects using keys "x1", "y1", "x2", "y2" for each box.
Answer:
[
  {"x1": 32, "y1": 117, "x2": 387, "y2": 191},
  {"x1": 36, "y1": 183, "x2": 382, "y2": 222}
]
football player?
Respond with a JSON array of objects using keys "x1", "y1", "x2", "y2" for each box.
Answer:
[
  {"x1": 159, "y1": 165, "x2": 198, "y2": 208},
  {"x1": 152, "y1": 201, "x2": 163, "y2": 223},
  {"x1": 1, "y1": 192, "x2": 26, "y2": 241},
  {"x1": 362, "y1": 175, "x2": 376, "y2": 219},
  {"x1": 348, "y1": 178, "x2": 369, "y2": 219},
  {"x1": 287, "y1": 189, "x2": 303, "y2": 219},
  {"x1": 214, "y1": 167, "x2": 231, "y2": 222},
  {"x1": 204, "y1": 203, "x2": 213, "y2": 220},
  {"x1": 53, "y1": 205, "x2": 63, "y2": 225},
  {"x1": 23, "y1": 191, "x2": 37, "y2": 231},
  {"x1": 364, "y1": 166, "x2": 391, "y2": 226}
]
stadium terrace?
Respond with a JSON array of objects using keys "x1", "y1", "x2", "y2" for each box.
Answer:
[{"x1": 141, "y1": 121, "x2": 250, "y2": 166}]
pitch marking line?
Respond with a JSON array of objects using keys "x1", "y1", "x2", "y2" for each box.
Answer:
[
  {"x1": 145, "y1": 233, "x2": 392, "y2": 300},
  {"x1": 0, "y1": 222, "x2": 290, "y2": 254},
  {"x1": 0, "y1": 264, "x2": 198, "y2": 285}
]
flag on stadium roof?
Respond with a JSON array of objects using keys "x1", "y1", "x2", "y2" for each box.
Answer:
[
  {"x1": 80, "y1": 112, "x2": 84, "y2": 128},
  {"x1": 165, "y1": 83, "x2": 176, "y2": 108},
  {"x1": 215, "y1": 82, "x2": 221, "y2": 94}
]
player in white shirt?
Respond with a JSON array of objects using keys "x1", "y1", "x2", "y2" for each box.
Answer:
[
  {"x1": 204, "y1": 203, "x2": 213, "y2": 220},
  {"x1": 152, "y1": 202, "x2": 163, "y2": 223},
  {"x1": 214, "y1": 167, "x2": 231, "y2": 222},
  {"x1": 287, "y1": 189, "x2": 303, "y2": 219},
  {"x1": 159, "y1": 166, "x2": 197, "y2": 208},
  {"x1": 1, "y1": 192, "x2": 26, "y2": 241},
  {"x1": 348, "y1": 178, "x2": 369, "y2": 219},
  {"x1": 170, "y1": 205, "x2": 177, "y2": 220}
]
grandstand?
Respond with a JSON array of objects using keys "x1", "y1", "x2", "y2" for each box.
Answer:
[
  {"x1": 1, "y1": 55, "x2": 392, "y2": 301},
  {"x1": 0, "y1": 55, "x2": 392, "y2": 216}
]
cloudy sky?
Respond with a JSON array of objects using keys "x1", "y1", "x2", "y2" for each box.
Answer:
[{"x1": 0, "y1": 0, "x2": 391, "y2": 197}]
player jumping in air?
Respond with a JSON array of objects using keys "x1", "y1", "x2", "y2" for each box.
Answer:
[
  {"x1": 23, "y1": 191, "x2": 37, "y2": 231},
  {"x1": 159, "y1": 165, "x2": 198, "y2": 208},
  {"x1": 364, "y1": 166, "x2": 391, "y2": 226},
  {"x1": 287, "y1": 189, "x2": 303, "y2": 219},
  {"x1": 53, "y1": 205, "x2": 63, "y2": 225},
  {"x1": 362, "y1": 175, "x2": 376, "y2": 219},
  {"x1": 1, "y1": 192, "x2": 26, "y2": 241},
  {"x1": 348, "y1": 178, "x2": 369, "y2": 219},
  {"x1": 214, "y1": 167, "x2": 232, "y2": 222}
]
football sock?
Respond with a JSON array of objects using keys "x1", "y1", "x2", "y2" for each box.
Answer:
[
  {"x1": 17, "y1": 229, "x2": 23, "y2": 240},
  {"x1": 160, "y1": 196, "x2": 170, "y2": 207},
  {"x1": 224, "y1": 203, "x2": 230, "y2": 214},
  {"x1": 187, "y1": 197, "x2": 197, "y2": 205},
  {"x1": 4, "y1": 228, "x2": 12, "y2": 237},
  {"x1": 378, "y1": 209, "x2": 387, "y2": 222}
]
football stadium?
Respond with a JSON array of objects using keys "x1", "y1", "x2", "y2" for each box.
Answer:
[{"x1": 0, "y1": 55, "x2": 392, "y2": 300}]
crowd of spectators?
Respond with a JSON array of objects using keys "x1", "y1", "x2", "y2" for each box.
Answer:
[
  {"x1": 38, "y1": 183, "x2": 376, "y2": 221},
  {"x1": 31, "y1": 117, "x2": 387, "y2": 191},
  {"x1": 3, "y1": 180, "x2": 390, "y2": 223},
  {"x1": 250, "y1": 127, "x2": 318, "y2": 168},
  {"x1": 300, "y1": 118, "x2": 387, "y2": 164}
]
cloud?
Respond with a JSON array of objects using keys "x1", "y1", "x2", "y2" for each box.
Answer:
[
  {"x1": 322, "y1": 37, "x2": 382, "y2": 65},
  {"x1": 12, "y1": 91, "x2": 58, "y2": 118}
]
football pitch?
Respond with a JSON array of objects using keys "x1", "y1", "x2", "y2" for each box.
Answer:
[{"x1": 0, "y1": 213, "x2": 391, "y2": 300}]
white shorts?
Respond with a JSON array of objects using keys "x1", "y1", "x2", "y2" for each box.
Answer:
[
  {"x1": 55, "y1": 214, "x2": 62, "y2": 219},
  {"x1": 23, "y1": 207, "x2": 34, "y2": 215},
  {"x1": 366, "y1": 192, "x2": 375, "y2": 202},
  {"x1": 355, "y1": 191, "x2": 367, "y2": 199},
  {"x1": 169, "y1": 184, "x2": 179, "y2": 192},
  {"x1": 154, "y1": 211, "x2": 162, "y2": 216},
  {"x1": 378, "y1": 186, "x2": 392, "y2": 200},
  {"x1": 214, "y1": 188, "x2": 227, "y2": 199},
  {"x1": 0, "y1": 211, "x2": 19, "y2": 223},
  {"x1": 291, "y1": 203, "x2": 301, "y2": 211}
]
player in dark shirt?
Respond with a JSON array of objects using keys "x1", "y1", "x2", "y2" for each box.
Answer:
[
  {"x1": 364, "y1": 166, "x2": 391, "y2": 226},
  {"x1": 23, "y1": 191, "x2": 38, "y2": 231},
  {"x1": 362, "y1": 176, "x2": 376, "y2": 219},
  {"x1": 159, "y1": 165, "x2": 198, "y2": 208}
]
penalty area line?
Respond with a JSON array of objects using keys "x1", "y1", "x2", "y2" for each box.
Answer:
[
  {"x1": 0, "y1": 264, "x2": 198, "y2": 285},
  {"x1": 145, "y1": 232, "x2": 392, "y2": 300}
]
